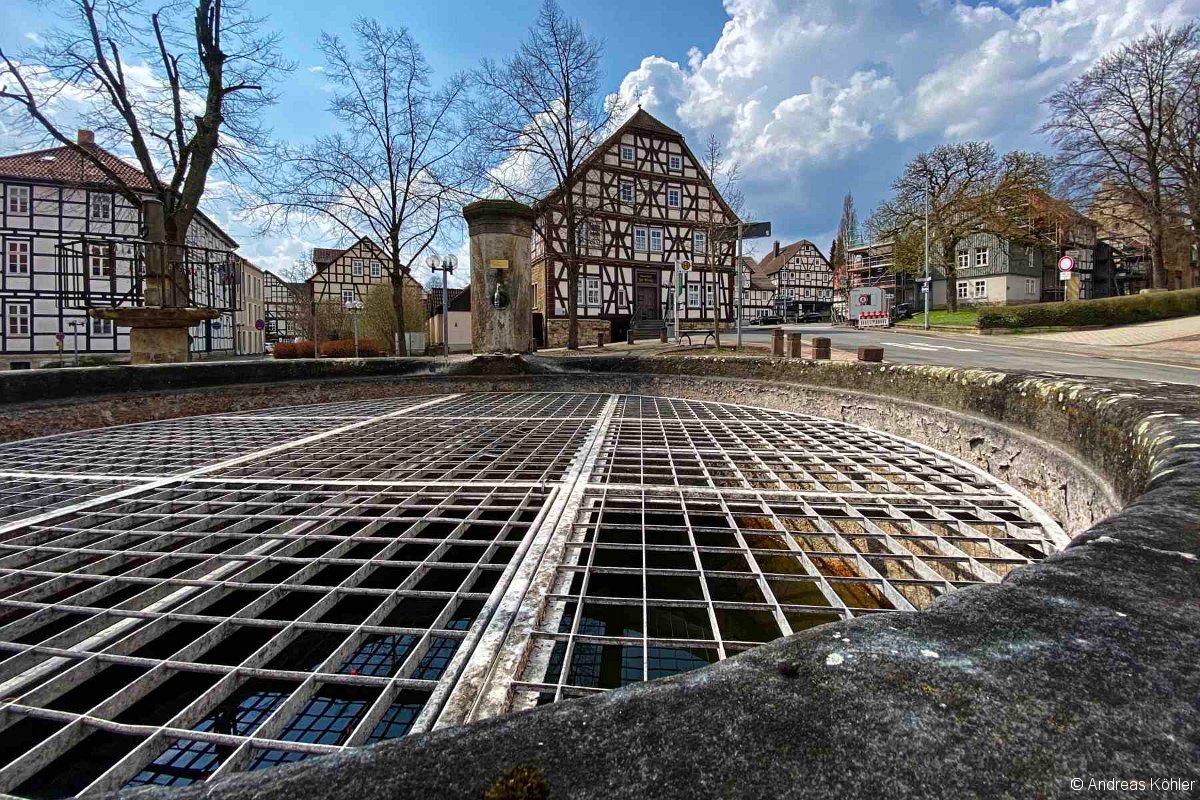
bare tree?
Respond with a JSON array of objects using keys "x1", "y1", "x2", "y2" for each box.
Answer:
[
  {"x1": 1164, "y1": 45, "x2": 1200, "y2": 254},
  {"x1": 873, "y1": 142, "x2": 1050, "y2": 311},
  {"x1": 247, "y1": 19, "x2": 470, "y2": 355},
  {"x1": 469, "y1": 0, "x2": 619, "y2": 349},
  {"x1": 1042, "y1": 24, "x2": 1200, "y2": 289},
  {"x1": 696, "y1": 135, "x2": 742, "y2": 348},
  {"x1": 831, "y1": 192, "x2": 858, "y2": 314},
  {"x1": 0, "y1": 0, "x2": 288, "y2": 245}
]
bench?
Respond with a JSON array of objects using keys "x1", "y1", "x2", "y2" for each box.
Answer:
[{"x1": 677, "y1": 329, "x2": 718, "y2": 347}]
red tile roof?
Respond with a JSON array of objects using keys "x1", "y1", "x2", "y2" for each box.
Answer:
[
  {"x1": 312, "y1": 247, "x2": 346, "y2": 268},
  {"x1": 0, "y1": 142, "x2": 152, "y2": 190}
]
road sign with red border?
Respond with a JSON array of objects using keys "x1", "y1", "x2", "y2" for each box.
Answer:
[{"x1": 1058, "y1": 255, "x2": 1075, "y2": 272}]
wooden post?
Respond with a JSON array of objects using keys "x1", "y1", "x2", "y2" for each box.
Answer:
[
  {"x1": 787, "y1": 332, "x2": 803, "y2": 358},
  {"x1": 772, "y1": 329, "x2": 785, "y2": 357},
  {"x1": 627, "y1": 328, "x2": 635, "y2": 345},
  {"x1": 597, "y1": 331, "x2": 605, "y2": 349},
  {"x1": 659, "y1": 329, "x2": 668, "y2": 344}
]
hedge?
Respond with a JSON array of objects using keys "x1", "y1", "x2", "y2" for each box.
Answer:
[
  {"x1": 977, "y1": 288, "x2": 1200, "y2": 330},
  {"x1": 272, "y1": 339, "x2": 383, "y2": 359}
]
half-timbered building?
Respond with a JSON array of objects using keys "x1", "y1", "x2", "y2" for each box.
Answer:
[
  {"x1": 0, "y1": 130, "x2": 240, "y2": 368},
  {"x1": 531, "y1": 109, "x2": 740, "y2": 346},
  {"x1": 738, "y1": 255, "x2": 776, "y2": 321},
  {"x1": 757, "y1": 240, "x2": 834, "y2": 317},
  {"x1": 263, "y1": 269, "x2": 310, "y2": 343}
]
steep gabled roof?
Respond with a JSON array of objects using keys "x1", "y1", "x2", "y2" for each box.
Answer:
[
  {"x1": 0, "y1": 142, "x2": 152, "y2": 190},
  {"x1": 430, "y1": 286, "x2": 469, "y2": 316},
  {"x1": 310, "y1": 237, "x2": 387, "y2": 279},
  {"x1": 535, "y1": 108, "x2": 740, "y2": 225},
  {"x1": 756, "y1": 240, "x2": 830, "y2": 277}
]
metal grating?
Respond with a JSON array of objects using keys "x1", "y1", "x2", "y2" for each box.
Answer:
[{"x1": 0, "y1": 392, "x2": 1064, "y2": 797}]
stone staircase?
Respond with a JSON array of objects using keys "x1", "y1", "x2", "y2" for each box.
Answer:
[{"x1": 630, "y1": 317, "x2": 668, "y2": 341}]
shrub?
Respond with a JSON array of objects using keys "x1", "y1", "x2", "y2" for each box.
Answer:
[
  {"x1": 318, "y1": 338, "x2": 383, "y2": 358},
  {"x1": 272, "y1": 339, "x2": 384, "y2": 358},
  {"x1": 976, "y1": 288, "x2": 1200, "y2": 330}
]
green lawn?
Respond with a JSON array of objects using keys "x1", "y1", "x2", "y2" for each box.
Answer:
[{"x1": 902, "y1": 309, "x2": 980, "y2": 328}]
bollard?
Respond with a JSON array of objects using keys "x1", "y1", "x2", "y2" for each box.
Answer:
[
  {"x1": 659, "y1": 329, "x2": 668, "y2": 344},
  {"x1": 787, "y1": 332, "x2": 803, "y2": 358},
  {"x1": 597, "y1": 331, "x2": 606, "y2": 349},
  {"x1": 530, "y1": 337, "x2": 538, "y2": 353},
  {"x1": 627, "y1": 328, "x2": 635, "y2": 345},
  {"x1": 812, "y1": 336, "x2": 831, "y2": 360},
  {"x1": 772, "y1": 329, "x2": 785, "y2": 357},
  {"x1": 857, "y1": 346, "x2": 884, "y2": 363}
]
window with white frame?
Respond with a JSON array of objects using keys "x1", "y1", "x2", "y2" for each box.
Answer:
[
  {"x1": 687, "y1": 283, "x2": 700, "y2": 307},
  {"x1": 341, "y1": 289, "x2": 355, "y2": 304},
  {"x1": 6, "y1": 240, "x2": 30, "y2": 274},
  {"x1": 974, "y1": 247, "x2": 989, "y2": 268},
  {"x1": 1025, "y1": 277, "x2": 1037, "y2": 295},
  {"x1": 620, "y1": 179, "x2": 634, "y2": 204},
  {"x1": 89, "y1": 243, "x2": 112, "y2": 277},
  {"x1": 973, "y1": 279, "x2": 986, "y2": 298},
  {"x1": 351, "y1": 259, "x2": 364, "y2": 277},
  {"x1": 693, "y1": 230, "x2": 706, "y2": 255},
  {"x1": 618, "y1": 287, "x2": 628, "y2": 307},
  {"x1": 370, "y1": 261, "x2": 381, "y2": 278},
  {"x1": 957, "y1": 251, "x2": 969, "y2": 270},
  {"x1": 957, "y1": 281, "x2": 968, "y2": 299},
  {"x1": 91, "y1": 317, "x2": 113, "y2": 335},
  {"x1": 577, "y1": 276, "x2": 600, "y2": 307},
  {"x1": 705, "y1": 283, "x2": 714, "y2": 309},
  {"x1": 667, "y1": 186, "x2": 681, "y2": 208},
  {"x1": 669, "y1": 154, "x2": 682, "y2": 172},
  {"x1": 6, "y1": 303, "x2": 30, "y2": 336},
  {"x1": 649, "y1": 228, "x2": 663, "y2": 253},
  {"x1": 634, "y1": 227, "x2": 648, "y2": 252},
  {"x1": 7, "y1": 185, "x2": 30, "y2": 215},
  {"x1": 620, "y1": 144, "x2": 635, "y2": 162},
  {"x1": 89, "y1": 193, "x2": 112, "y2": 222}
]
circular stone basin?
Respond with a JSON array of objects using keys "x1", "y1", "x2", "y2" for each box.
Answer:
[{"x1": 0, "y1": 392, "x2": 1064, "y2": 797}]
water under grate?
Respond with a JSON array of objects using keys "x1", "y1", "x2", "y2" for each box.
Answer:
[{"x1": 0, "y1": 392, "x2": 1064, "y2": 797}]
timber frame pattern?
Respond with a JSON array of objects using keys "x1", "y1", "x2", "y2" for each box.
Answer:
[{"x1": 532, "y1": 110, "x2": 741, "y2": 342}]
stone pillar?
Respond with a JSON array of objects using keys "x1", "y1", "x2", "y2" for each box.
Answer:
[
  {"x1": 464, "y1": 200, "x2": 537, "y2": 354},
  {"x1": 858, "y1": 346, "x2": 884, "y2": 363},
  {"x1": 812, "y1": 336, "x2": 831, "y2": 360},
  {"x1": 772, "y1": 329, "x2": 785, "y2": 357},
  {"x1": 787, "y1": 332, "x2": 803, "y2": 358}
]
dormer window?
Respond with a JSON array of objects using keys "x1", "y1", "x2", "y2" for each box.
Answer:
[{"x1": 620, "y1": 144, "x2": 635, "y2": 163}]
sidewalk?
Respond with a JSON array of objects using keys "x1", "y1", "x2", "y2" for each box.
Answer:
[{"x1": 1018, "y1": 314, "x2": 1200, "y2": 347}]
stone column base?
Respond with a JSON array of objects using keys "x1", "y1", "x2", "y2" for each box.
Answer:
[{"x1": 91, "y1": 307, "x2": 219, "y2": 365}]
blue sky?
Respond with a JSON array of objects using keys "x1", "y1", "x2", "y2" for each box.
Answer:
[{"x1": 4, "y1": 0, "x2": 1200, "y2": 277}]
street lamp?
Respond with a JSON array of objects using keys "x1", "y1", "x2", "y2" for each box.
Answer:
[
  {"x1": 426, "y1": 253, "x2": 458, "y2": 358},
  {"x1": 343, "y1": 298, "x2": 364, "y2": 358}
]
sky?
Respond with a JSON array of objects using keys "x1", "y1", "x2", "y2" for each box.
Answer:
[{"x1": 3, "y1": 0, "x2": 1200, "y2": 280}]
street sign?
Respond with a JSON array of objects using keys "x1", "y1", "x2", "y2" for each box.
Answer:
[
  {"x1": 55, "y1": 332, "x2": 65, "y2": 342},
  {"x1": 714, "y1": 221, "x2": 771, "y2": 241},
  {"x1": 848, "y1": 287, "x2": 886, "y2": 321},
  {"x1": 1059, "y1": 271, "x2": 1074, "y2": 281},
  {"x1": 255, "y1": 319, "x2": 265, "y2": 331},
  {"x1": 1058, "y1": 255, "x2": 1075, "y2": 272},
  {"x1": 679, "y1": 259, "x2": 692, "y2": 272}
]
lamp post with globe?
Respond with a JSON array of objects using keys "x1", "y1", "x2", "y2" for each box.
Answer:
[
  {"x1": 343, "y1": 298, "x2": 364, "y2": 358},
  {"x1": 426, "y1": 253, "x2": 458, "y2": 358}
]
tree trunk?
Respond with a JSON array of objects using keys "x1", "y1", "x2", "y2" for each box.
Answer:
[
  {"x1": 564, "y1": 205, "x2": 579, "y2": 350},
  {"x1": 942, "y1": 240, "x2": 959, "y2": 313},
  {"x1": 391, "y1": 269, "x2": 409, "y2": 357},
  {"x1": 1149, "y1": 216, "x2": 1168, "y2": 290}
]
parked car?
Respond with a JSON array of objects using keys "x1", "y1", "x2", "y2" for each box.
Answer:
[
  {"x1": 892, "y1": 303, "x2": 913, "y2": 320},
  {"x1": 798, "y1": 311, "x2": 824, "y2": 323},
  {"x1": 751, "y1": 313, "x2": 783, "y2": 326},
  {"x1": 264, "y1": 341, "x2": 275, "y2": 354}
]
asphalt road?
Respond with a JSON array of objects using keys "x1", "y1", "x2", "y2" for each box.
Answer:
[{"x1": 734, "y1": 324, "x2": 1200, "y2": 386}]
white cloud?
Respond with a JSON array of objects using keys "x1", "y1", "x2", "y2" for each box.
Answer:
[{"x1": 612, "y1": 0, "x2": 1200, "y2": 245}]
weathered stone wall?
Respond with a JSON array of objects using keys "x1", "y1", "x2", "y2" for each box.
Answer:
[
  {"x1": 1, "y1": 355, "x2": 1197, "y2": 800},
  {"x1": 544, "y1": 318, "x2": 609, "y2": 348}
]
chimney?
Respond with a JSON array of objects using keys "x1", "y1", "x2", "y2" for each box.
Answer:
[
  {"x1": 77, "y1": 129, "x2": 95, "y2": 146},
  {"x1": 773, "y1": 241, "x2": 780, "y2": 258}
]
